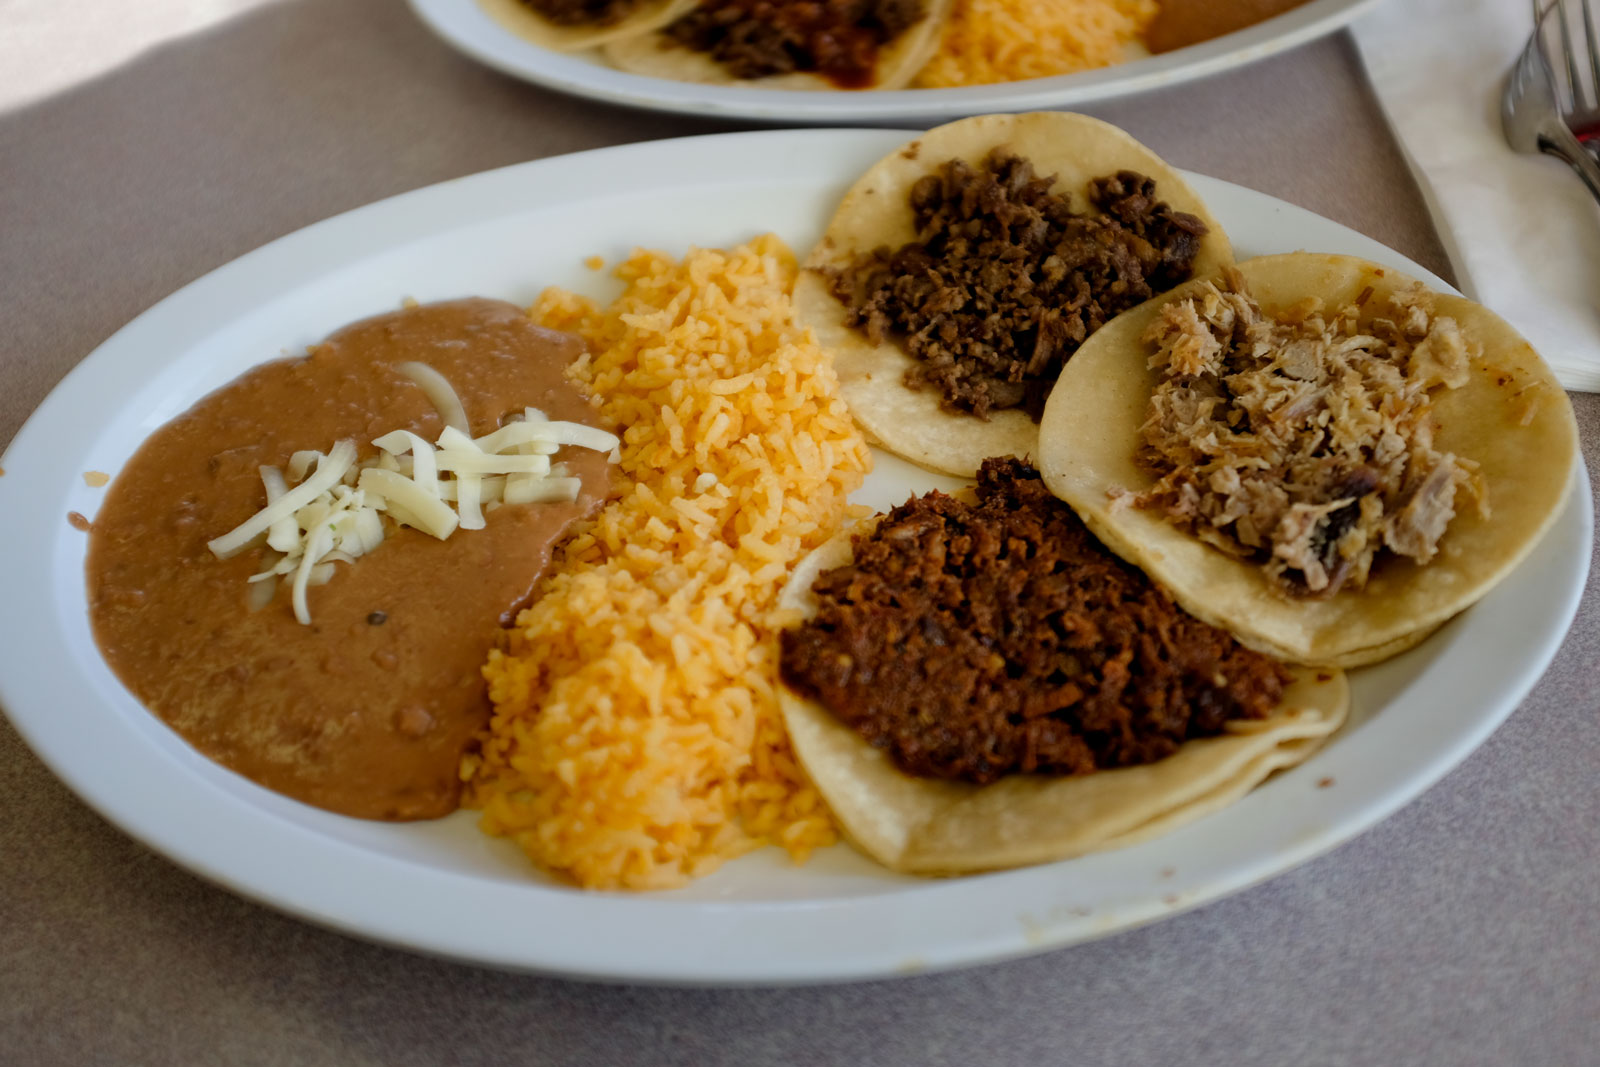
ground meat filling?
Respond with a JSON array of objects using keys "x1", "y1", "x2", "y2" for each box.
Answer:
[
  {"x1": 829, "y1": 152, "x2": 1209, "y2": 419},
  {"x1": 779, "y1": 459, "x2": 1290, "y2": 785},
  {"x1": 1123, "y1": 268, "x2": 1488, "y2": 598},
  {"x1": 666, "y1": 0, "x2": 925, "y2": 87},
  {"x1": 518, "y1": 0, "x2": 646, "y2": 26}
]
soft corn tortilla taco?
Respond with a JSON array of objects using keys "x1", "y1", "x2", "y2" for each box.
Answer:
[
  {"x1": 1037, "y1": 253, "x2": 1579, "y2": 669},
  {"x1": 478, "y1": 0, "x2": 697, "y2": 53},
  {"x1": 603, "y1": 0, "x2": 952, "y2": 89},
  {"x1": 794, "y1": 112, "x2": 1233, "y2": 478},
  {"x1": 775, "y1": 522, "x2": 1348, "y2": 876}
]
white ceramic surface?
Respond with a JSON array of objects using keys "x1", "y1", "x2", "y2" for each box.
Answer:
[
  {"x1": 406, "y1": 0, "x2": 1387, "y2": 123},
  {"x1": 0, "y1": 129, "x2": 1587, "y2": 984}
]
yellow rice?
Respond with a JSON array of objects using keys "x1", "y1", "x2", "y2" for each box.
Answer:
[
  {"x1": 916, "y1": 0, "x2": 1158, "y2": 88},
  {"x1": 468, "y1": 234, "x2": 872, "y2": 891}
]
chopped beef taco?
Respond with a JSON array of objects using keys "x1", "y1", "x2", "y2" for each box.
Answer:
[
  {"x1": 603, "y1": 0, "x2": 952, "y2": 90},
  {"x1": 793, "y1": 112, "x2": 1233, "y2": 478},
  {"x1": 478, "y1": 0, "x2": 697, "y2": 53},
  {"x1": 774, "y1": 459, "x2": 1347, "y2": 876},
  {"x1": 1038, "y1": 253, "x2": 1579, "y2": 668}
]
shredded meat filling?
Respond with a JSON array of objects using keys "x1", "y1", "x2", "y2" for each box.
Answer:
[
  {"x1": 779, "y1": 458, "x2": 1290, "y2": 785},
  {"x1": 828, "y1": 152, "x2": 1208, "y2": 419},
  {"x1": 517, "y1": 0, "x2": 646, "y2": 26},
  {"x1": 666, "y1": 0, "x2": 925, "y2": 87},
  {"x1": 1124, "y1": 268, "x2": 1487, "y2": 597}
]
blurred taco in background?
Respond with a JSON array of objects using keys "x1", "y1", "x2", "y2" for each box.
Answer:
[{"x1": 604, "y1": 0, "x2": 953, "y2": 90}]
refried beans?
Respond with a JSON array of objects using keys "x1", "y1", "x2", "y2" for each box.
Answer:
[
  {"x1": 778, "y1": 458, "x2": 1289, "y2": 785},
  {"x1": 87, "y1": 299, "x2": 612, "y2": 820}
]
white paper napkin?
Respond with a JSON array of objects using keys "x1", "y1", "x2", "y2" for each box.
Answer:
[{"x1": 1354, "y1": 0, "x2": 1600, "y2": 391}]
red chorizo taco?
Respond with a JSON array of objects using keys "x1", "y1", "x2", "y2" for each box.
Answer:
[
  {"x1": 774, "y1": 460, "x2": 1347, "y2": 876},
  {"x1": 478, "y1": 0, "x2": 697, "y2": 53},
  {"x1": 603, "y1": 0, "x2": 954, "y2": 91},
  {"x1": 1037, "y1": 253, "x2": 1579, "y2": 668},
  {"x1": 793, "y1": 112, "x2": 1233, "y2": 478}
]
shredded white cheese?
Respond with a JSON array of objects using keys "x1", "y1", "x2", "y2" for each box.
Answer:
[
  {"x1": 358, "y1": 467, "x2": 458, "y2": 540},
  {"x1": 373, "y1": 430, "x2": 441, "y2": 498},
  {"x1": 259, "y1": 466, "x2": 299, "y2": 552},
  {"x1": 208, "y1": 365, "x2": 620, "y2": 624},
  {"x1": 207, "y1": 440, "x2": 357, "y2": 559},
  {"x1": 396, "y1": 361, "x2": 470, "y2": 435},
  {"x1": 290, "y1": 525, "x2": 331, "y2": 625}
]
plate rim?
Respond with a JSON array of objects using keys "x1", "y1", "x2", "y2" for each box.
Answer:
[
  {"x1": 0, "y1": 127, "x2": 1588, "y2": 985},
  {"x1": 405, "y1": 0, "x2": 1389, "y2": 122}
]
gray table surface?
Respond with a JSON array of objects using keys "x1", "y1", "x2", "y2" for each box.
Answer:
[{"x1": 3, "y1": 2, "x2": 1598, "y2": 1064}]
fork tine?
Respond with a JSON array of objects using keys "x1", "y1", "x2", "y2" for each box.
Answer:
[
  {"x1": 1558, "y1": 0, "x2": 1582, "y2": 110},
  {"x1": 1583, "y1": 0, "x2": 1600, "y2": 106}
]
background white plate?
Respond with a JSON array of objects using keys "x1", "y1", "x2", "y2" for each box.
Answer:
[
  {"x1": 407, "y1": 0, "x2": 1387, "y2": 123},
  {"x1": 0, "y1": 129, "x2": 1587, "y2": 985}
]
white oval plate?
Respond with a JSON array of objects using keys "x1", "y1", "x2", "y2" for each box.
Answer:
[
  {"x1": 407, "y1": 0, "x2": 1387, "y2": 123},
  {"x1": 0, "y1": 129, "x2": 1587, "y2": 985}
]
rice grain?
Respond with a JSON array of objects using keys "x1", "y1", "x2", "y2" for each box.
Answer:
[{"x1": 470, "y1": 235, "x2": 871, "y2": 891}]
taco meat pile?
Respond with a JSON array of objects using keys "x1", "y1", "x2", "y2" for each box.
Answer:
[
  {"x1": 664, "y1": 0, "x2": 927, "y2": 86},
  {"x1": 827, "y1": 153, "x2": 1209, "y2": 419},
  {"x1": 779, "y1": 458, "x2": 1291, "y2": 785},
  {"x1": 1121, "y1": 267, "x2": 1487, "y2": 598}
]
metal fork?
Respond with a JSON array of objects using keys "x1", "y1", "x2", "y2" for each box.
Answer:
[
  {"x1": 1503, "y1": 0, "x2": 1600, "y2": 203},
  {"x1": 1550, "y1": 0, "x2": 1600, "y2": 140}
]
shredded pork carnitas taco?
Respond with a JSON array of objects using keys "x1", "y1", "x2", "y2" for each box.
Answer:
[
  {"x1": 1039, "y1": 253, "x2": 1579, "y2": 668},
  {"x1": 1125, "y1": 265, "x2": 1488, "y2": 599},
  {"x1": 795, "y1": 112, "x2": 1233, "y2": 477},
  {"x1": 775, "y1": 459, "x2": 1347, "y2": 876}
]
